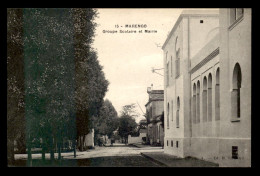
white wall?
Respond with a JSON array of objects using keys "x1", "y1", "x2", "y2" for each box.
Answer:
[
  {"x1": 189, "y1": 16, "x2": 219, "y2": 59},
  {"x1": 218, "y1": 8, "x2": 251, "y2": 167},
  {"x1": 128, "y1": 133, "x2": 146, "y2": 144},
  {"x1": 84, "y1": 129, "x2": 94, "y2": 147}
]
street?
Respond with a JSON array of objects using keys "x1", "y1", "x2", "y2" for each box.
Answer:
[{"x1": 14, "y1": 143, "x2": 164, "y2": 167}]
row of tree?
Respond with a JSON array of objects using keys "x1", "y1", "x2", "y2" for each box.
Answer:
[
  {"x1": 93, "y1": 102, "x2": 142, "y2": 145},
  {"x1": 7, "y1": 8, "x2": 143, "y2": 166},
  {"x1": 7, "y1": 8, "x2": 109, "y2": 166}
]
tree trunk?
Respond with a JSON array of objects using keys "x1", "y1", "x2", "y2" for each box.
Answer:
[
  {"x1": 27, "y1": 140, "x2": 32, "y2": 167},
  {"x1": 41, "y1": 137, "x2": 45, "y2": 162},
  {"x1": 54, "y1": 136, "x2": 57, "y2": 153},
  {"x1": 77, "y1": 136, "x2": 80, "y2": 151},
  {"x1": 61, "y1": 138, "x2": 64, "y2": 152},
  {"x1": 80, "y1": 135, "x2": 83, "y2": 151},
  {"x1": 17, "y1": 133, "x2": 26, "y2": 154},
  {"x1": 7, "y1": 138, "x2": 15, "y2": 166},
  {"x1": 58, "y1": 131, "x2": 62, "y2": 160},
  {"x1": 73, "y1": 139, "x2": 76, "y2": 158},
  {"x1": 58, "y1": 141, "x2": 61, "y2": 160},
  {"x1": 50, "y1": 136, "x2": 55, "y2": 161},
  {"x1": 82, "y1": 134, "x2": 86, "y2": 151},
  {"x1": 76, "y1": 136, "x2": 79, "y2": 149}
]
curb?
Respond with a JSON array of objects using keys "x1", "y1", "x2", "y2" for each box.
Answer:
[
  {"x1": 128, "y1": 144, "x2": 141, "y2": 148},
  {"x1": 140, "y1": 153, "x2": 168, "y2": 167}
]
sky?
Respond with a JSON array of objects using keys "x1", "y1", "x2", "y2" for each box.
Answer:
[{"x1": 93, "y1": 8, "x2": 183, "y2": 123}]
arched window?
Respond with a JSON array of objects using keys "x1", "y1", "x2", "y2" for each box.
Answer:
[
  {"x1": 208, "y1": 73, "x2": 212, "y2": 122},
  {"x1": 203, "y1": 77, "x2": 208, "y2": 122},
  {"x1": 171, "y1": 100, "x2": 173, "y2": 121},
  {"x1": 215, "y1": 68, "x2": 220, "y2": 121},
  {"x1": 176, "y1": 97, "x2": 180, "y2": 128},
  {"x1": 232, "y1": 63, "x2": 242, "y2": 118},
  {"x1": 167, "y1": 103, "x2": 170, "y2": 128},
  {"x1": 193, "y1": 83, "x2": 197, "y2": 124},
  {"x1": 175, "y1": 37, "x2": 180, "y2": 78},
  {"x1": 166, "y1": 61, "x2": 169, "y2": 86},
  {"x1": 175, "y1": 37, "x2": 178, "y2": 52},
  {"x1": 171, "y1": 56, "x2": 173, "y2": 77},
  {"x1": 175, "y1": 49, "x2": 180, "y2": 78},
  {"x1": 196, "y1": 81, "x2": 200, "y2": 123},
  {"x1": 166, "y1": 62, "x2": 169, "y2": 86}
]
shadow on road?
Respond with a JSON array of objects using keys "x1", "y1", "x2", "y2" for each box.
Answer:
[
  {"x1": 12, "y1": 155, "x2": 162, "y2": 167},
  {"x1": 103, "y1": 144, "x2": 136, "y2": 148}
]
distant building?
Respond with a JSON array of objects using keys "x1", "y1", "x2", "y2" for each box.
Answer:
[
  {"x1": 145, "y1": 88, "x2": 164, "y2": 146},
  {"x1": 128, "y1": 127, "x2": 147, "y2": 144},
  {"x1": 162, "y1": 8, "x2": 251, "y2": 167},
  {"x1": 138, "y1": 119, "x2": 148, "y2": 143},
  {"x1": 78, "y1": 129, "x2": 95, "y2": 149}
]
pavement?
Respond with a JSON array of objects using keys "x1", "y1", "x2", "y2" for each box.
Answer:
[
  {"x1": 129, "y1": 143, "x2": 163, "y2": 149},
  {"x1": 129, "y1": 143, "x2": 218, "y2": 167},
  {"x1": 141, "y1": 152, "x2": 219, "y2": 167},
  {"x1": 14, "y1": 143, "x2": 219, "y2": 167},
  {"x1": 13, "y1": 143, "x2": 164, "y2": 167},
  {"x1": 14, "y1": 143, "x2": 163, "y2": 160}
]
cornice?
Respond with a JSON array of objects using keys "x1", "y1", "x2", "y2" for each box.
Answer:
[
  {"x1": 145, "y1": 99, "x2": 164, "y2": 107},
  {"x1": 190, "y1": 47, "x2": 219, "y2": 74}
]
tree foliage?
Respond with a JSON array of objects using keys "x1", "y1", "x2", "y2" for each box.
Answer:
[
  {"x1": 138, "y1": 120, "x2": 147, "y2": 130},
  {"x1": 118, "y1": 116, "x2": 137, "y2": 140},
  {"x1": 73, "y1": 8, "x2": 109, "y2": 139},
  {"x1": 94, "y1": 99, "x2": 118, "y2": 138},
  {"x1": 7, "y1": 8, "x2": 25, "y2": 165},
  {"x1": 22, "y1": 8, "x2": 77, "y2": 162},
  {"x1": 118, "y1": 104, "x2": 139, "y2": 141},
  {"x1": 120, "y1": 103, "x2": 140, "y2": 118},
  {"x1": 7, "y1": 8, "x2": 109, "y2": 164}
]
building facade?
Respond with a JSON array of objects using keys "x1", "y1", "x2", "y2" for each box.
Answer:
[
  {"x1": 162, "y1": 9, "x2": 251, "y2": 167},
  {"x1": 145, "y1": 88, "x2": 164, "y2": 146}
]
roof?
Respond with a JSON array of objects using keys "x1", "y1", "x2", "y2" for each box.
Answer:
[
  {"x1": 145, "y1": 89, "x2": 164, "y2": 107},
  {"x1": 150, "y1": 90, "x2": 164, "y2": 94}
]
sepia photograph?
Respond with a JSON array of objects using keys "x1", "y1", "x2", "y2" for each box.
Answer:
[{"x1": 7, "y1": 8, "x2": 251, "y2": 167}]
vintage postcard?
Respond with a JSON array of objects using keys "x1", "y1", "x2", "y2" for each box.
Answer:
[{"x1": 7, "y1": 8, "x2": 251, "y2": 167}]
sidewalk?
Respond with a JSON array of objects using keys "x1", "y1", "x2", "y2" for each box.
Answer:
[
  {"x1": 129, "y1": 143, "x2": 163, "y2": 149},
  {"x1": 141, "y1": 152, "x2": 219, "y2": 167}
]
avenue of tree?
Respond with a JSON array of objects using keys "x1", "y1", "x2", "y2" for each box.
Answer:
[
  {"x1": 7, "y1": 8, "x2": 142, "y2": 166},
  {"x1": 7, "y1": 8, "x2": 109, "y2": 166}
]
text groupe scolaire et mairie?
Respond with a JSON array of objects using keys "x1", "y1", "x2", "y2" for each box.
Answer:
[{"x1": 103, "y1": 24, "x2": 157, "y2": 33}]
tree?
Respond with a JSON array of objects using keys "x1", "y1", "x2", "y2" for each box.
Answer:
[
  {"x1": 139, "y1": 119, "x2": 147, "y2": 130},
  {"x1": 23, "y1": 8, "x2": 76, "y2": 164},
  {"x1": 118, "y1": 104, "x2": 139, "y2": 144},
  {"x1": 118, "y1": 116, "x2": 137, "y2": 144},
  {"x1": 120, "y1": 103, "x2": 140, "y2": 118},
  {"x1": 73, "y1": 8, "x2": 109, "y2": 151},
  {"x1": 7, "y1": 8, "x2": 25, "y2": 165},
  {"x1": 7, "y1": 8, "x2": 108, "y2": 166},
  {"x1": 94, "y1": 99, "x2": 118, "y2": 139}
]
